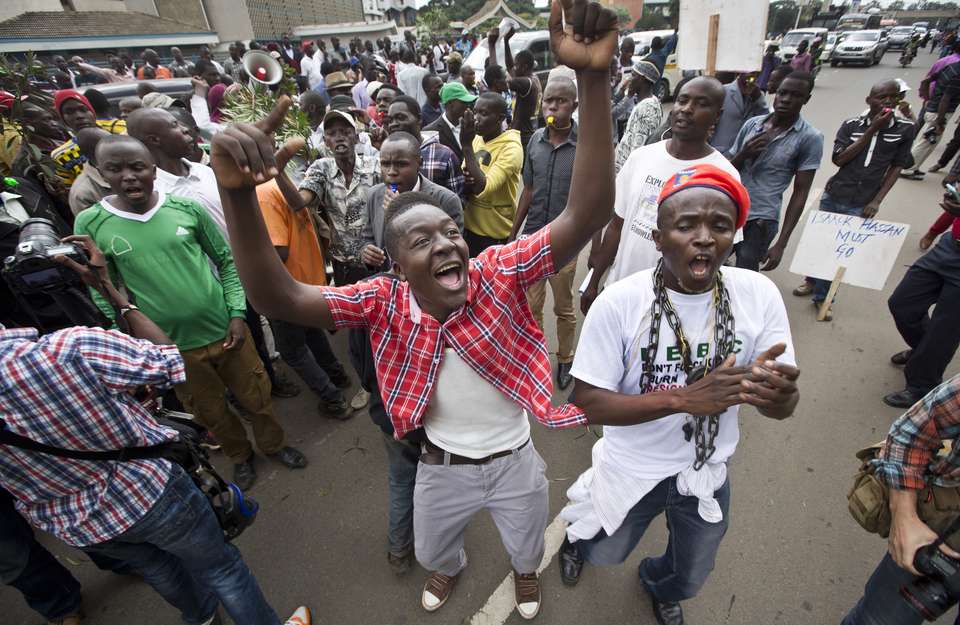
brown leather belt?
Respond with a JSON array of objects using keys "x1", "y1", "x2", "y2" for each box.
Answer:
[{"x1": 419, "y1": 439, "x2": 529, "y2": 466}]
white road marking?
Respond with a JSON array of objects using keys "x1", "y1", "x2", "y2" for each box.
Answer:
[{"x1": 468, "y1": 514, "x2": 569, "y2": 625}]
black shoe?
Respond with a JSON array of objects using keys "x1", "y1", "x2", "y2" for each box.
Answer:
[
  {"x1": 558, "y1": 536, "x2": 583, "y2": 587},
  {"x1": 233, "y1": 456, "x2": 257, "y2": 491},
  {"x1": 318, "y1": 398, "x2": 352, "y2": 421},
  {"x1": 387, "y1": 548, "x2": 413, "y2": 576},
  {"x1": 327, "y1": 370, "x2": 352, "y2": 390},
  {"x1": 883, "y1": 388, "x2": 927, "y2": 409},
  {"x1": 270, "y1": 371, "x2": 301, "y2": 398},
  {"x1": 641, "y1": 577, "x2": 684, "y2": 625},
  {"x1": 270, "y1": 445, "x2": 308, "y2": 469},
  {"x1": 890, "y1": 349, "x2": 913, "y2": 366},
  {"x1": 557, "y1": 362, "x2": 573, "y2": 391}
]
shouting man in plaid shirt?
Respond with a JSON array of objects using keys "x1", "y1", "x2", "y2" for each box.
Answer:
[
  {"x1": 213, "y1": 0, "x2": 618, "y2": 618},
  {"x1": 843, "y1": 374, "x2": 960, "y2": 625},
  {"x1": 0, "y1": 237, "x2": 310, "y2": 625}
]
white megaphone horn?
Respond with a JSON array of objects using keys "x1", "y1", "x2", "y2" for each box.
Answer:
[{"x1": 242, "y1": 50, "x2": 283, "y2": 86}]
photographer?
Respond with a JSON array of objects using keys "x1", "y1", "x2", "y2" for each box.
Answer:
[
  {"x1": 843, "y1": 375, "x2": 960, "y2": 625},
  {"x1": 0, "y1": 236, "x2": 310, "y2": 625}
]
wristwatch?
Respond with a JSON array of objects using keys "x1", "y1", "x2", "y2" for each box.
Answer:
[{"x1": 118, "y1": 303, "x2": 140, "y2": 317}]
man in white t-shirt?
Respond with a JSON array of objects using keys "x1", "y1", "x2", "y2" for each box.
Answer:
[
  {"x1": 582, "y1": 76, "x2": 738, "y2": 314},
  {"x1": 557, "y1": 165, "x2": 800, "y2": 625}
]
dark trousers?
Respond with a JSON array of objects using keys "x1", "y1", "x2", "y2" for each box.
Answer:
[
  {"x1": 842, "y1": 554, "x2": 929, "y2": 625},
  {"x1": 576, "y1": 476, "x2": 731, "y2": 603},
  {"x1": 0, "y1": 488, "x2": 82, "y2": 620},
  {"x1": 332, "y1": 259, "x2": 373, "y2": 287},
  {"x1": 936, "y1": 121, "x2": 960, "y2": 168},
  {"x1": 272, "y1": 318, "x2": 345, "y2": 403},
  {"x1": 464, "y1": 229, "x2": 506, "y2": 258},
  {"x1": 244, "y1": 301, "x2": 277, "y2": 384},
  {"x1": 734, "y1": 219, "x2": 779, "y2": 271},
  {"x1": 888, "y1": 233, "x2": 960, "y2": 394}
]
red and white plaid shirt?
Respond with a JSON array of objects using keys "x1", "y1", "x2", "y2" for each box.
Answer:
[
  {"x1": 0, "y1": 325, "x2": 184, "y2": 547},
  {"x1": 321, "y1": 225, "x2": 587, "y2": 439}
]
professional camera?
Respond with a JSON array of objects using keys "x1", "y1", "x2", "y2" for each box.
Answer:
[
  {"x1": 901, "y1": 543, "x2": 960, "y2": 620},
  {"x1": 2, "y1": 218, "x2": 87, "y2": 295}
]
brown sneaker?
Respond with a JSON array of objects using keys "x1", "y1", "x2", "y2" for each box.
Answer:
[
  {"x1": 421, "y1": 571, "x2": 459, "y2": 612},
  {"x1": 792, "y1": 280, "x2": 813, "y2": 297},
  {"x1": 514, "y1": 570, "x2": 541, "y2": 620}
]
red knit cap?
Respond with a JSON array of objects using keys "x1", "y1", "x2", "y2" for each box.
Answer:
[
  {"x1": 53, "y1": 89, "x2": 94, "y2": 117},
  {"x1": 0, "y1": 91, "x2": 14, "y2": 112},
  {"x1": 657, "y1": 164, "x2": 750, "y2": 230}
]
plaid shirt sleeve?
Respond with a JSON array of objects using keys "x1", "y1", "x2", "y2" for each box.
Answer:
[
  {"x1": 319, "y1": 279, "x2": 386, "y2": 329},
  {"x1": 875, "y1": 376, "x2": 960, "y2": 491},
  {"x1": 46, "y1": 327, "x2": 186, "y2": 393},
  {"x1": 484, "y1": 224, "x2": 555, "y2": 291}
]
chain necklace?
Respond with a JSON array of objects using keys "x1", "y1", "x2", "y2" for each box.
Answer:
[{"x1": 640, "y1": 260, "x2": 737, "y2": 471}]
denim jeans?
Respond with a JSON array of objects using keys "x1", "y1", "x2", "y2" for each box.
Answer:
[
  {"x1": 83, "y1": 465, "x2": 280, "y2": 625},
  {"x1": 0, "y1": 487, "x2": 82, "y2": 620},
  {"x1": 812, "y1": 193, "x2": 865, "y2": 303},
  {"x1": 842, "y1": 554, "x2": 931, "y2": 625},
  {"x1": 735, "y1": 219, "x2": 780, "y2": 271},
  {"x1": 576, "y1": 475, "x2": 731, "y2": 603},
  {"x1": 381, "y1": 433, "x2": 419, "y2": 556},
  {"x1": 272, "y1": 318, "x2": 345, "y2": 403}
]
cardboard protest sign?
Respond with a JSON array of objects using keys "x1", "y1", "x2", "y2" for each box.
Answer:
[
  {"x1": 788, "y1": 211, "x2": 910, "y2": 291},
  {"x1": 677, "y1": 0, "x2": 769, "y2": 72}
]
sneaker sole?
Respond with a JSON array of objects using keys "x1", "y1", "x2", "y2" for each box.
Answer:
[
  {"x1": 421, "y1": 593, "x2": 449, "y2": 612},
  {"x1": 517, "y1": 600, "x2": 541, "y2": 620}
]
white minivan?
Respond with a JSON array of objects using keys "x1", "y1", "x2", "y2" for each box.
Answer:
[{"x1": 779, "y1": 27, "x2": 829, "y2": 62}]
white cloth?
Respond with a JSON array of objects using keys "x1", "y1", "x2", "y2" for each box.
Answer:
[
  {"x1": 300, "y1": 52, "x2": 324, "y2": 90},
  {"x1": 189, "y1": 94, "x2": 225, "y2": 139},
  {"x1": 397, "y1": 64, "x2": 430, "y2": 107},
  {"x1": 606, "y1": 141, "x2": 740, "y2": 286},
  {"x1": 423, "y1": 347, "x2": 530, "y2": 459},
  {"x1": 562, "y1": 267, "x2": 795, "y2": 538},
  {"x1": 154, "y1": 160, "x2": 226, "y2": 238}
]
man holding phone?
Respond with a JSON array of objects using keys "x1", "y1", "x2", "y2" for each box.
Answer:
[{"x1": 884, "y1": 191, "x2": 960, "y2": 407}]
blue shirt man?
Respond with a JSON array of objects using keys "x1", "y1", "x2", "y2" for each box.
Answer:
[{"x1": 728, "y1": 71, "x2": 823, "y2": 272}]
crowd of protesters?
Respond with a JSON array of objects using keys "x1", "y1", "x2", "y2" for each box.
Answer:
[{"x1": 3, "y1": 3, "x2": 960, "y2": 625}]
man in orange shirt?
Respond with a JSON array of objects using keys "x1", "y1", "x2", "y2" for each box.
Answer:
[
  {"x1": 256, "y1": 179, "x2": 353, "y2": 420},
  {"x1": 137, "y1": 49, "x2": 173, "y2": 80}
]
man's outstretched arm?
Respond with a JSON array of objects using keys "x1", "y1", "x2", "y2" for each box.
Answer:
[
  {"x1": 210, "y1": 97, "x2": 337, "y2": 330},
  {"x1": 546, "y1": 0, "x2": 619, "y2": 269}
]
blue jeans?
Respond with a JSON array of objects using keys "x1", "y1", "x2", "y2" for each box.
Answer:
[
  {"x1": 382, "y1": 433, "x2": 418, "y2": 556},
  {"x1": 83, "y1": 465, "x2": 279, "y2": 625},
  {"x1": 0, "y1": 487, "x2": 82, "y2": 620},
  {"x1": 576, "y1": 476, "x2": 731, "y2": 603},
  {"x1": 842, "y1": 553, "x2": 939, "y2": 625},
  {"x1": 811, "y1": 193, "x2": 865, "y2": 303}
]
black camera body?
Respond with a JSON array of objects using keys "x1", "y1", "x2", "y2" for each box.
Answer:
[
  {"x1": 901, "y1": 544, "x2": 960, "y2": 620},
  {"x1": 2, "y1": 218, "x2": 87, "y2": 295}
]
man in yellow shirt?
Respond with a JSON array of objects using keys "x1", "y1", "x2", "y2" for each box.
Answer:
[{"x1": 461, "y1": 92, "x2": 523, "y2": 256}]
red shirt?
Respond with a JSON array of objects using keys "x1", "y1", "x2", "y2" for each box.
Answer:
[
  {"x1": 927, "y1": 211, "x2": 960, "y2": 240},
  {"x1": 320, "y1": 225, "x2": 587, "y2": 439}
]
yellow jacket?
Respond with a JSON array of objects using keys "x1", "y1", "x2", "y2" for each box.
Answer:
[{"x1": 464, "y1": 129, "x2": 523, "y2": 239}]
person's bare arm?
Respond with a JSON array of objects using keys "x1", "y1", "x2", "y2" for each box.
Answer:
[
  {"x1": 546, "y1": 0, "x2": 619, "y2": 269},
  {"x1": 580, "y1": 215, "x2": 622, "y2": 314},
  {"x1": 510, "y1": 186, "x2": 533, "y2": 242},
  {"x1": 762, "y1": 169, "x2": 815, "y2": 271},
  {"x1": 459, "y1": 110, "x2": 487, "y2": 194},
  {"x1": 863, "y1": 165, "x2": 902, "y2": 218},
  {"x1": 210, "y1": 98, "x2": 336, "y2": 330}
]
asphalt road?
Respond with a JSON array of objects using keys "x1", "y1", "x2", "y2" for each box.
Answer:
[{"x1": 6, "y1": 51, "x2": 960, "y2": 625}]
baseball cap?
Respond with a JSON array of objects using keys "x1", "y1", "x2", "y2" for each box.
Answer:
[
  {"x1": 365, "y1": 80, "x2": 384, "y2": 99},
  {"x1": 658, "y1": 164, "x2": 750, "y2": 230},
  {"x1": 301, "y1": 40, "x2": 314, "y2": 51},
  {"x1": 631, "y1": 60, "x2": 661, "y2": 85},
  {"x1": 440, "y1": 81, "x2": 478, "y2": 105},
  {"x1": 323, "y1": 109, "x2": 357, "y2": 131}
]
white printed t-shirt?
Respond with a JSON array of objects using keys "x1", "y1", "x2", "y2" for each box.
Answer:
[
  {"x1": 605, "y1": 141, "x2": 740, "y2": 286},
  {"x1": 561, "y1": 267, "x2": 795, "y2": 540}
]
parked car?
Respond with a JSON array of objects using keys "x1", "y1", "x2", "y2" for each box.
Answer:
[
  {"x1": 887, "y1": 25, "x2": 915, "y2": 50},
  {"x1": 79, "y1": 78, "x2": 194, "y2": 117},
  {"x1": 821, "y1": 32, "x2": 839, "y2": 61},
  {"x1": 779, "y1": 27, "x2": 829, "y2": 62},
  {"x1": 463, "y1": 30, "x2": 554, "y2": 87},
  {"x1": 830, "y1": 29, "x2": 888, "y2": 66},
  {"x1": 626, "y1": 30, "x2": 695, "y2": 101}
]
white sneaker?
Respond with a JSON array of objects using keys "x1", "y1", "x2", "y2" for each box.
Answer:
[
  {"x1": 284, "y1": 606, "x2": 311, "y2": 625},
  {"x1": 350, "y1": 388, "x2": 370, "y2": 410},
  {"x1": 514, "y1": 571, "x2": 541, "y2": 620}
]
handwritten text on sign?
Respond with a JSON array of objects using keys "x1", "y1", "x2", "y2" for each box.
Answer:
[{"x1": 788, "y1": 211, "x2": 910, "y2": 291}]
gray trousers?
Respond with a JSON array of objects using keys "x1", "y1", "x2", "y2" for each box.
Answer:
[{"x1": 413, "y1": 441, "x2": 549, "y2": 577}]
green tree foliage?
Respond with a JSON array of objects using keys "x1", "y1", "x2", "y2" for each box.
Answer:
[{"x1": 768, "y1": 0, "x2": 800, "y2": 36}]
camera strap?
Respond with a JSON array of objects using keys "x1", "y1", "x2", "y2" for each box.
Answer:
[
  {"x1": 0, "y1": 425, "x2": 178, "y2": 462},
  {"x1": 931, "y1": 513, "x2": 960, "y2": 550}
]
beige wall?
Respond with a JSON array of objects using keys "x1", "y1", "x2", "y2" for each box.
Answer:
[
  {"x1": 154, "y1": 0, "x2": 210, "y2": 30},
  {"x1": 72, "y1": 0, "x2": 129, "y2": 11},
  {"x1": 201, "y1": 0, "x2": 255, "y2": 44},
  {"x1": 0, "y1": 0, "x2": 63, "y2": 23}
]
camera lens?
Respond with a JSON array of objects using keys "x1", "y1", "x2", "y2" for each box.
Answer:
[
  {"x1": 18, "y1": 218, "x2": 62, "y2": 253},
  {"x1": 901, "y1": 577, "x2": 957, "y2": 621}
]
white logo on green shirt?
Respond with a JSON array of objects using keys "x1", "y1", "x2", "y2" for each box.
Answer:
[
  {"x1": 175, "y1": 226, "x2": 189, "y2": 236},
  {"x1": 111, "y1": 235, "x2": 133, "y2": 255}
]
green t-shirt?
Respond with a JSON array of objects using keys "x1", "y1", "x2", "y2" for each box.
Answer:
[{"x1": 74, "y1": 192, "x2": 246, "y2": 351}]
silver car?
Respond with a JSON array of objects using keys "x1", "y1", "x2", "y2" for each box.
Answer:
[{"x1": 830, "y1": 30, "x2": 888, "y2": 66}]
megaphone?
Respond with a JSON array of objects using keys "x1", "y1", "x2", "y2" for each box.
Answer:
[{"x1": 242, "y1": 50, "x2": 283, "y2": 86}]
